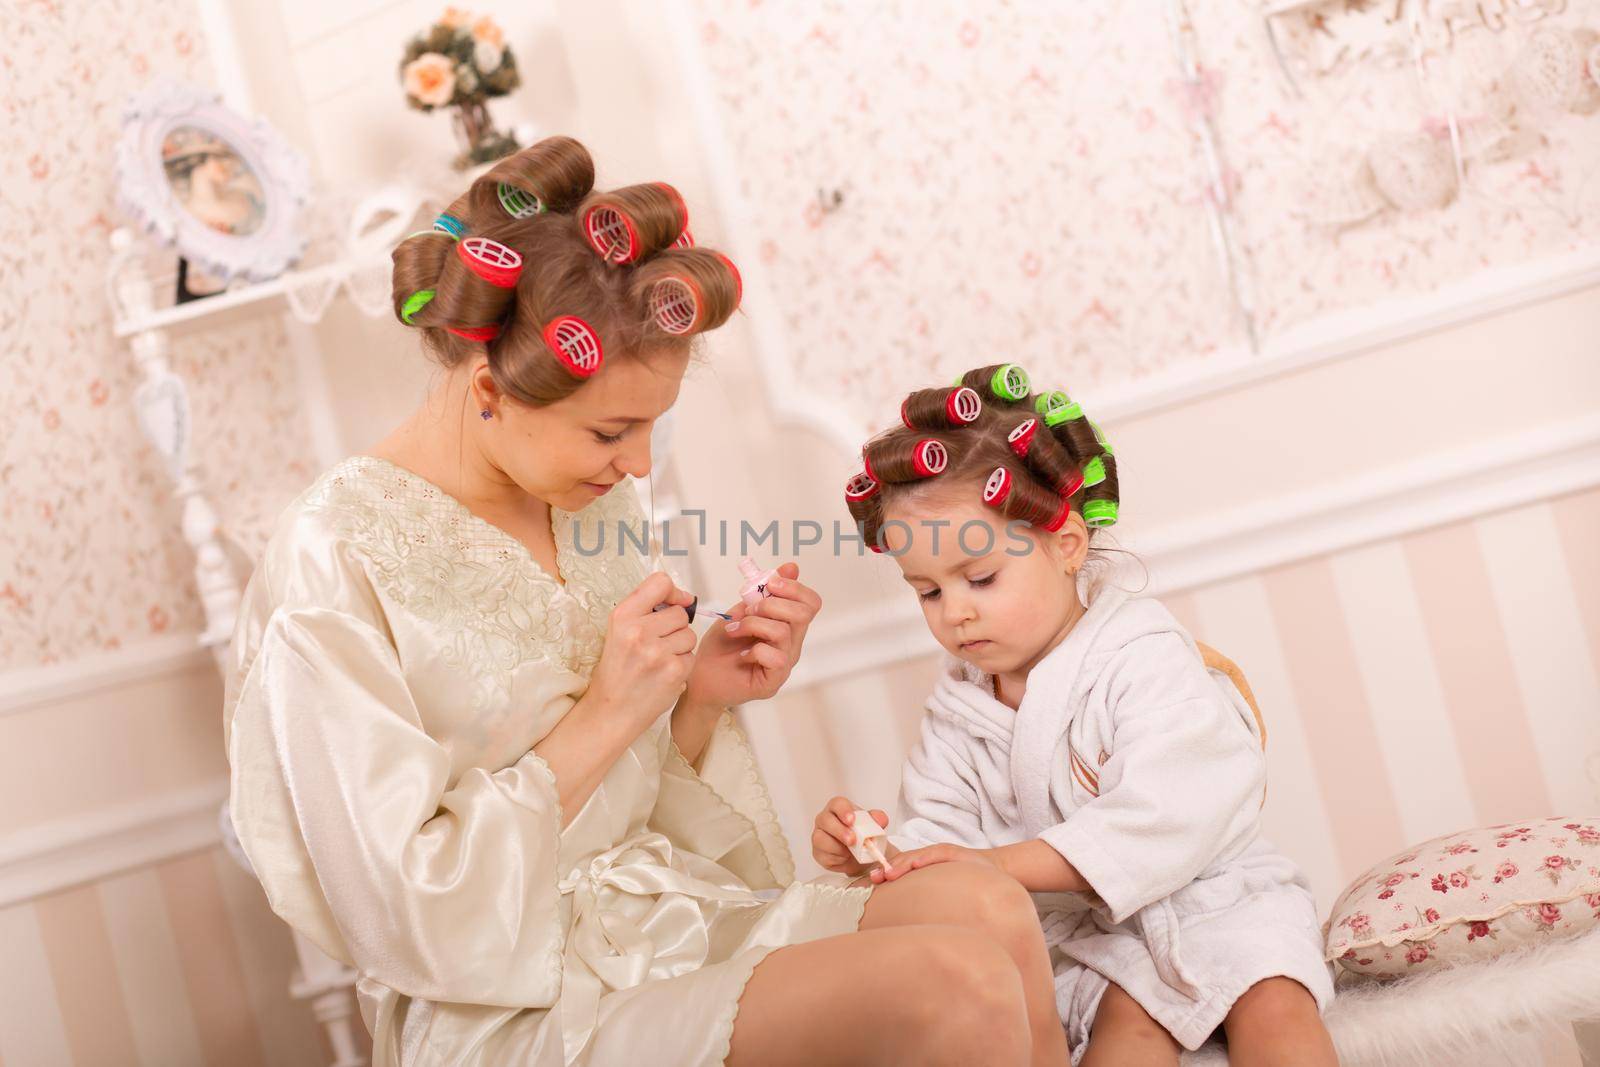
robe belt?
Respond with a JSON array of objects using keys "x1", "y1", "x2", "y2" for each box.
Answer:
[{"x1": 555, "y1": 832, "x2": 766, "y2": 1065}]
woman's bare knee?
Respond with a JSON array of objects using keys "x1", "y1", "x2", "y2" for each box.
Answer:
[
  {"x1": 727, "y1": 925, "x2": 1032, "y2": 1067},
  {"x1": 911, "y1": 927, "x2": 1033, "y2": 1064},
  {"x1": 864, "y1": 860, "x2": 1044, "y2": 954}
]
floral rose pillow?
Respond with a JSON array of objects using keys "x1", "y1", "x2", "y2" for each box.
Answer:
[{"x1": 1324, "y1": 816, "x2": 1600, "y2": 977}]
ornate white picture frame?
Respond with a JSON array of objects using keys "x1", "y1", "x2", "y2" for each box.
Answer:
[{"x1": 115, "y1": 81, "x2": 310, "y2": 283}]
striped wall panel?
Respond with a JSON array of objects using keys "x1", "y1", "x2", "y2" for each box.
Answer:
[{"x1": 0, "y1": 848, "x2": 346, "y2": 1067}]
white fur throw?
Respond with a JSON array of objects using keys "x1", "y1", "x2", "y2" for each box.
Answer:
[{"x1": 1179, "y1": 924, "x2": 1600, "y2": 1065}]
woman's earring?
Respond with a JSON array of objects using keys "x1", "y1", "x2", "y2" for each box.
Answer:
[{"x1": 480, "y1": 409, "x2": 492, "y2": 420}]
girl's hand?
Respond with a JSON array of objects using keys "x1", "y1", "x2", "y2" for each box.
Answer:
[
  {"x1": 811, "y1": 795, "x2": 894, "y2": 876},
  {"x1": 682, "y1": 562, "x2": 821, "y2": 710},
  {"x1": 585, "y1": 572, "x2": 698, "y2": 736},
  {"x1": 875, "y1": 843, "x2": 1002, "y2": 884}
]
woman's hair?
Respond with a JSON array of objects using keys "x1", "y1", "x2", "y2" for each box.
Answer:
[
  {"x1": 390, "y1": 136, "x2": 742, "y2": 406},
  {"x1": 844, "y1": 364, "x2": 1121, "y2": 551}
]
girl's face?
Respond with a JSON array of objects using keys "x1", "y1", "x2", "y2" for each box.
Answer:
[
  {"x1": 472, "y1": 347, "x2": 690, "y2": 513},
  {"x1": 884, "y1": 490, "x2": 1089, "y2": 678}
]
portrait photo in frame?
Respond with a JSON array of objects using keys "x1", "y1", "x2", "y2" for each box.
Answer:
[{"x1": 115, "y1": 81, "x2": 311, "y2": 287}]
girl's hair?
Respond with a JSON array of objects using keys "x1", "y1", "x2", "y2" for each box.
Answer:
[
  {"x1": 844, "y1": 364, "x2": 1121, "y2": 551},
  {"x1": 390, "y1": 136, "x2": 742, "y2": 406}
]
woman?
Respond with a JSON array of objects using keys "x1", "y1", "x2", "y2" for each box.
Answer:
[{"x1": 224, "y1": 136, "x2": 1069, "y2": 1067}]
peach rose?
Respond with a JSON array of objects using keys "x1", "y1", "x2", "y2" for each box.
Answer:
[
  {"x1": 439, "y1": 7, "x2": 471, "y2": 29},
  {"x1": 472, "y1": 15, "x2": 504, "y2": 47},
  {"x1": 404, "y1": 53, "x2": 457, "y2": 107}
]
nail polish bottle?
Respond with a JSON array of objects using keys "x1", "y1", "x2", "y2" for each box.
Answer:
[
  {"x1": 846, "y1": 809, "x2": 890, "y2": 870},
  {"x1": 737, "y1": 556, "x2": 779, "y2": 608}
]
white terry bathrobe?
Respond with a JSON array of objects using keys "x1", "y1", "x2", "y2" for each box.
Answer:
[{"x1": 893, "y1": 586, "x2": 1334, "y2": 1059}]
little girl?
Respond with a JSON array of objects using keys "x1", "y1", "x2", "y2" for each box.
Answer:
[{"x1": 815, "y1": 365, "x2": 1338, "y2": 1067}]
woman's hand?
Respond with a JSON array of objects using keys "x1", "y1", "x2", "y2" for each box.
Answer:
[
  {"x1": 875, "y1": 842, "x2": 1003, "y2": 884},
  {"x1": 811, "y1": 795, "x2": 895, "y2": 876},
  {"x1": 681, "y1": 562, "x2": 821, "y2": 711},
  {"x1": 584, "y1": 572, "x2": 698, "y2": 737}
]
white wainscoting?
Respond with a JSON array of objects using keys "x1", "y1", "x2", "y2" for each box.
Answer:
[{"x1": 0, "y1": 778, "x2": 227, "y2": 908}]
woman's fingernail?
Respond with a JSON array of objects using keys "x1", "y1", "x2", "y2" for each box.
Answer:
[
  {"x1": 725, "y1": 621, "x2": 740, "y2": 633},
  {"x1": 739, "y1": 648, "x2": 750, "y2": 657},
  {"x1": 769, "y1": 577, "x2": 786, "y2": 592}
]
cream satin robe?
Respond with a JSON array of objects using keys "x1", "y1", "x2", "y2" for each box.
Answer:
[{"x1": 224, "y1": 457, "x2": 869, "y2": 1066}]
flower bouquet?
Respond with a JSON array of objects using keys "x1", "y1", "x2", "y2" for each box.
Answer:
[{"x1": 400, "y1": 8, "x2": 521, "y2": 169}]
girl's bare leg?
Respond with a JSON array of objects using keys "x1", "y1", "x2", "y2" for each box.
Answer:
[
  {"x1": 726, "y1": 924, "x2": 1030, "y2": 1067},
  {"x1": 857, "y1": 861, "x2": 1070, "y2": 1067},
  {"x1": 1079, "y1": 983, "x2": 1181, "y2": 1067},
  {"x1": 1222, "y1": 977, "x2": 1338, "y2": 1067}
]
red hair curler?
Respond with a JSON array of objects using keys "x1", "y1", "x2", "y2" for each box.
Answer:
[
  {"x1": 1008, "y1": 418, "x2": 1038, "y2": 458},
  {"x1": 911, "y1": 439, "x2": 948, "y2": 477},
  {"x1": 447, "y1": 324, "x2": 501, "y2": 343},
  {"x1": 673, "y1": 228, "x2": 695, "y2": 249},
  {"x1": 713, "y1": 251, "x2": 742, "y2": 305},
  {"x1": 845, "y1": 471, "x2": 880, "y2": 502},
  {"x1": 584, "y1": 204, "x2": 642, "y2": 264},
  {"x1": 542, "y1": 316, "x2": 604, "y2": 378},
  {"x1": 649, "y1": 276, "x2": 704, "y2": 335},
  {"x1": 902, "y1": 386, "x2": 982, "y2": 429},
  {"x1": 948, "y1": 386, "x2": 982, "y2": 424},
  {"x1": 861, "y1": 450, "x2": 876, "y2": 481},
  {"x1": 655, "y1": 182, "x2": 690, "y2": 233},
  {"x1": 982, "y1": 467, "x2": 1012, "y2": 507},
  {"x1": 456, "y1": 237, "x2": 523, "y2": 288},
  {"x1": 1042, "y1": 497, "x2": 1073, "y2": 532},
  {"x1": 1058, "y1": 467, "x2": 1085, "y2": 498}
]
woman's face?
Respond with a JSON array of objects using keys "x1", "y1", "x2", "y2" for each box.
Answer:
[{"x1": 485, "y1": 347, "x2": 691, "y2": 513}]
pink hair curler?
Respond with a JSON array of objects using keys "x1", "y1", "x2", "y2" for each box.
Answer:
[
  {"x1": 982, "y1": 466, "x2": 1013, "y2": 507},
  {"x1": 649, "y1": 275, "x2": 703, "y2": 335},
  {"x1": 1007, "y1": 418, "x2": 1038, "y2": 458},
  {"x1": 542, "y1": 316, "x2": 604, "y2": 378},
  {"x1": 456, "y1": 236, "x2": 523, "y2": 288},
  {"x1": 738, "y1": 556, "x2": 779, "y2": 608},
  {"x1": 910, "y1": 439, "x2": 948, "y2": 478},
  {"x1": 845, "y1": 471, "x2": 880, "y2": 502}
]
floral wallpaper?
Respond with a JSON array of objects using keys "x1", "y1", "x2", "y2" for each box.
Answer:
[
  {"x1": 0, "y1": 1, "x2": 318, "y2": 669},
  {"x1": 689, "y1": 0, "x2": 1600, "y2": 434}
]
